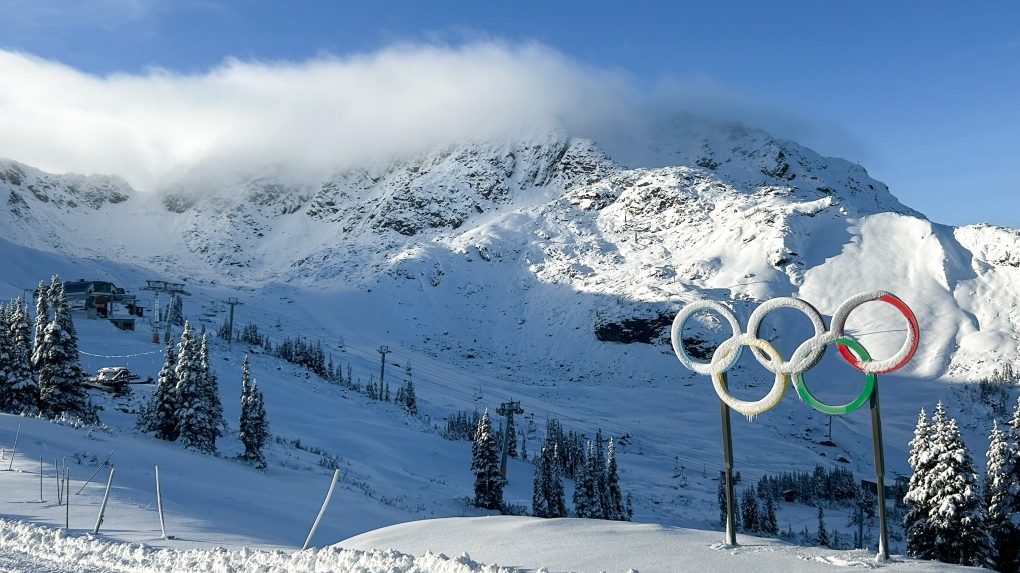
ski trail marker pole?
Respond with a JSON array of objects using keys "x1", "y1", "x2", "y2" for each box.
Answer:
[
  {"x1": 93, "y1": 468, "x2": 115, "y2": 534},
  {"x1": 155, "y1": 465, "x2": 172, "y2": 539},
  {"x1": 303, "y1": 468, "x2": 339, "y2": 550},
  {"x1": 6, "y1": 424, "x2": 19, "y2": 470},
  {"x1": 65, "y1": 468, "x2": 70, "y2": 529}
]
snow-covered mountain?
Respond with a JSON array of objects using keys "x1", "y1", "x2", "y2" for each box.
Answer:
[
  {"x1": 1, "y1": 115, "x2": 1018, "y2": 569},
  {"x1": 2, "y1": 116, "x2": 1016, "y2": 381}
]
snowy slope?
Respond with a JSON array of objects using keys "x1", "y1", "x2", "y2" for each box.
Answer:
[{"x1": 2, "y1": 116, "x2": 1018, "y2": 571}]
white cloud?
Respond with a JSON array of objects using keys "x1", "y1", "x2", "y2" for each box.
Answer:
[{"x1": 0, "y1": 41, "x2": 866, "y2": 193}]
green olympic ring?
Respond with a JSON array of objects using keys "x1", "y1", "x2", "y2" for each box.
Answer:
[{"x1": 793, "y1": 337, "x2": 875, "y2": 415}]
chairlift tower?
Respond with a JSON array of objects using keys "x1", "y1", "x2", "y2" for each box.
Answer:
[
  {"x1": 377, "y1": 346, "x2": 390, "y2": 401},
  {"x1": 496, "y1": 399, "x2": 524, "y2": 478},
  {"x1": 140, "y1": 281, "x2": 191, "y2": 343},
  {"x1": 222, "y1": 298, "x2": 243, "y2": 346}
]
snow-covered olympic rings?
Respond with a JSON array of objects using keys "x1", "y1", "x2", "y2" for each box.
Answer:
[{"x1": 670, "y1": 291, "x2": 918, "y2": 416}]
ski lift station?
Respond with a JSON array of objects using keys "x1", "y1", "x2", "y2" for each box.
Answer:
[{"x1": 59, "y1": 279, "x2": 142, "y2": 331}]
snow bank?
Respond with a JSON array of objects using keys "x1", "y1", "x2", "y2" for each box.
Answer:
[{"x1": 0, "y1": 518, "x2": 518, "y2": 573}]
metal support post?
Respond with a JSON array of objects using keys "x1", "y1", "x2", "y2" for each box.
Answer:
[
  {"x1": 496, "y1": 400, "x2": 524, "y2": 477},
  {"x1": 224, "y1": 298, "x2": 243, "y2": 346},
  {"x1": 93, "y1": 468, "x2": 115, "y2": 534},
  {"x1": 378, "y1": 346, "x2": 390, "y2": 400},
  {"x1": 870, "y1": 376, "x2": 889, "y2": 560},
  {"x1": 719, "y1": 372, "x2": 738, "y2": 546},
  {"x1": 6, "y1": 424, "x2": 19, "y2": 470}
]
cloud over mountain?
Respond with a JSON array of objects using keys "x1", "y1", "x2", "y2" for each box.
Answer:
[{"x1": 0, "y1": 41, "x2": 865, "y2": 192}]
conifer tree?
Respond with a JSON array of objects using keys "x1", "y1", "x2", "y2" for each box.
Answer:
[
  {"x1": 986, "y1": 418, "x2": 1020, "y2": 573},
  {"x1": 592, "y1": 441, "x2": 609, "y2": 518},
  {"x1": 572, "y1": 442, "x2": 600, "y2": 518},
  {"x1": 904, "y1": 408, "x2": 936, "y2": 559},
  {"x1": 398, "y1": 377, "x2": 417, "y2": 416},
  {"x1": 471, "y1": 409, "x2": 503, "y2": 510},
  {"x1": 0, "y1": 303, "x2": 14, "y2": 411},
  {"x1": 238, "y1": 355, "x2": 270, "y2": 471},
  {"x1": 175, "y1": 322, "x2": 219, "y2": 454},
  {"x1": 137, "y1": 337, "x2": 179, "y2": 440},
  {"x1": 34, "y1": 278, "x2": 96, "y2": 423},
  {"x1": 605, "y1": 438, "x2": 627, "y2": 521},
  {"x1": 741, "y1": 486, "x2": 760, "y2": 533},
  {"x1": 31, "y1": 281, "x2": 48, "y2": 371},
  {"x1": 718, "y1": 476, "x2": 728, "y2": 528},
  {"x1": 906, "y1": 402, "x2": 987, "y2": 565},
  {"x1": 505, "y1": 412, "x2": 518, "y2": 459},
  {"x1": 532, "y1": 443, "x2": 549, "y2": 517},
  {"x1": 816, "y1": 506, "x2": 829, "y2": 547},
  {"x1": 761, "y1": 491, "x2": 779, "y2": 535},
  {"x1": 199, "y1": 333, "x2": 226, "y2": 436},
  {"x1": 0, "y1": 301, "x2": 38, "y2": 414},
  {"x1": 547, "y1": 443, "x2": 567, "y2": 517}
]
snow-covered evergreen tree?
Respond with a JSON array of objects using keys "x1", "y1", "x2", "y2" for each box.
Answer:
[
  {"x1": 605, "y1": 438, "x2": 627, "y2": 521},
  {"x1": 31, "y1": 281, "x2": 48, "y2": 372},
  {"x1": 905, "y1": 402, "x2": 987, "y2": 565},
  {"x1": 986, "y1": 419, "x2": 1020, "y2": 573},
  {"x1": 199, "y1": 333, "x2": 226, "y2": 437},
  {"x1": 532, "y1": 440, "x2": 567, "y2": 518},
  {"x1": 396, "y1": 375, "x2": 417, "y2": 416},
  {"x1": 0, "y1": 300, "x2": 37, "y2": 414},
  {"x1": 761, "y1": 491, "x2": 779, "y2": 535},
  {"x1": 471, "y1": 409, "x2": 503, "y2": 510},
  {"x1": 0, "y1": 302, "x2": 13, "y2": 411},
  {"x1": 816, "y1": 506, "x2": 829, "y2": 547},
  {"x1": 169, "y1": 295, "x2": 184, "y2": 327},
  {"x1": 741, "y1": 486, "x2": 760, "y2": 533},
  {"x1": 238, "y1": 355, "x2": 270, "y2": 471},
  {"x1": 572, "y1": 442, "x2": 598, "y2": 518},
  {"x1": 532, "y1": 444, "x2": 549, "y2": 517},
  {"x1": 904, "y1": 408, "x2": 936, "y2": 559},
  {"x1": 137, "y1": 337, "x2": 179, "y2": 441},
  {"x1": 505, "y1": 412, "x2": 517, "y2": 459},
  {"x1": 717, "y1": 476, "x2": 727, "y2": 528},
  {"x1": 33, "y1": 278, "x2": 96, "y2": 424},
  {"x1": 175, "y1": 322, "x2": 219, "y2": 454}
]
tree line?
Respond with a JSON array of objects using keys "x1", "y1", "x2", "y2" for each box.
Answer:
[
  {"x1": 225, "y1": 321, "x2": 418, "y2": 416},
  {"x1": 136, "y1": 322, "x2": 270, "y2": 468},
  {"x1": 469, "y1": 410, "x2": 631, "y2": 522}
]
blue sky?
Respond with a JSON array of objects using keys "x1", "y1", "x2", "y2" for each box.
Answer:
[{"x1": 0, "y1": 0, "x2": 1017, "y2": 227}]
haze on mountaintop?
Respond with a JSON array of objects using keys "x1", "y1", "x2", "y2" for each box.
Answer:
[{"x1": 0, "y1": 42, "x2": 863, "y2": 193}]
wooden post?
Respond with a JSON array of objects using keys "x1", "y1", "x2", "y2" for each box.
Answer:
[{"x1": 64, "y1": 468, "x2": 70, "y2": 529}]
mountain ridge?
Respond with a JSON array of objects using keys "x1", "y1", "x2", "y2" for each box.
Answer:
[{"x1": 1, "y1": 117, "x2": 1018, "y2": 386}]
